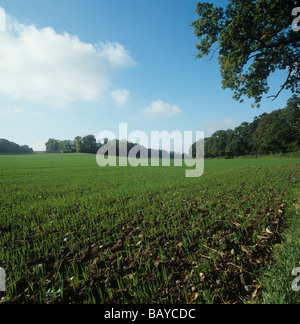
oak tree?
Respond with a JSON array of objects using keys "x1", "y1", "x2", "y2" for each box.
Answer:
[{"x1": 192, "y1": 0, "x2": 300, "y2": 106}]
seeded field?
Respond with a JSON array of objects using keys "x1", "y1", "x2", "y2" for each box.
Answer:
[{"x1": 0, "y1": 154, "x2": 299, "y2": 303}]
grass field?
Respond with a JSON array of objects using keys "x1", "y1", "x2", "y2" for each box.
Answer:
[{"x1": 0, "y1": 154, "x2": 299, "y2": 304}]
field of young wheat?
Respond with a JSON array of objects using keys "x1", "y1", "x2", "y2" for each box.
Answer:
[{"x1": 0, "y1": 154, "x2": 299, "y2": 304}]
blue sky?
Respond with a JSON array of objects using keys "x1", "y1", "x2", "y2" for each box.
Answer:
[{"x1": 0, "y1": 0, "x2": 294, "y2": 151}]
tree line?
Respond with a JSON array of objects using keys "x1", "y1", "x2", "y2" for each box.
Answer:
[
  {"x1": 191, "y1": 96, "x2": 300, "y2": 158},
  {"x1": 46, "y1": 136, "x2": 140, "y2": 155},
  {"x1": 46, "y1": 136, "x2": 137, "y2": 155},
  {"x1": 46, "y1": 135, "x2": 101, "y2": 154},
  {"x1": 0, "y1": 139, "x2": 34, "y2": 154},
  {"x1": 46, "y1": 96, "x2": 299, "y2": 158},
  {"x1": 45, "y1": 136, "x2": 186, "y2": 159}
]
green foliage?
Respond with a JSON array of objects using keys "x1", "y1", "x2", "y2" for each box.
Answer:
[
  {"x1": 192, "y1": 0, "x2": 300, "y2": 105},
  {"x1": 0, "y1": 139, "x2": 33, "y2": 154},
  {"x1": 79, "y1": 135, "x2": 98, "y2": 154},
  {"x1": 192, "y1": 96, "x2": 300, "y2": 158},
  {"x1": 46, "y1": 135, "x2": 99, "y2": 154}
]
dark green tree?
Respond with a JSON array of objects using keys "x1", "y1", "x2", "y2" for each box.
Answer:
[
  {"x1": 81, "y1": 135, "x2": 97, "y2": 153},
  {"x1": 209, "y1": 130, "x2": 228, "y2": 157},
  {"x1": 285, "y1": 95, "x2": 300, "y2": 150},
  {"x1": 0, "y1": 139, "x2": 33, "y2": 154}
]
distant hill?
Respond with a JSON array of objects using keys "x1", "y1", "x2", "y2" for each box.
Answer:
[{"x1": 0, "y1": 139, "x2": 34, "y2": 154}]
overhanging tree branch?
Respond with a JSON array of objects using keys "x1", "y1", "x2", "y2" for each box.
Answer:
[
  {"x1": 267, "y1": 67, "x2": 293, "y2": 102},
  {"x1": 192, "y1": 0, "x2": 300, "y2": 106}
]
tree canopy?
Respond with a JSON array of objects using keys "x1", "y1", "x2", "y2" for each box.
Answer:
[
  {"x1": 0, "y1": 139, "x2": 33, "y2": 154},
  {"x1": 45, "y1": 136, "x2": 187, "y2": 159},
  {"x1": 190, "y1": 96, "x2": 300, "y2": 158},
  {"x1": 46, "y1": 135, "x2": 100, "y2": 154},
  {"x1": 192, "y1": 0, "x2": 300, "y2": 106}
]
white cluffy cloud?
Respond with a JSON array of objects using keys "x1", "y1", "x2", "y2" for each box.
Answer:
[
  {"x1": 110, "y1": 89, "x2": 130, "y2": 106},
  {"x1": 0, "y1": 16, "x2": 136, "y2": 108},
  {"x1": 143, "y1": 100, "x2": 182, "y2": 120}
]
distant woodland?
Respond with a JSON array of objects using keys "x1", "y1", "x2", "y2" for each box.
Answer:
[
  {"x1": 0, "y1": 139, "x2": 33, "y2": 154},
  {"x1": 191, "y1": 96, "x2": 300, "y2": 158},
  {"x1": 45, "y1": 136, "x2": 187, "y2": 159}
]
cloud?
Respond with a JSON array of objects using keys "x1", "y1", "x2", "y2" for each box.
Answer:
[
  {"x1": 143, "y1": 100, "x2": 182, "y2": 120},
  {"x1": 203, "y1": 118, "x2": 237, "y2": 136},
  {"x1": 0, "y1": 16, "x2": 136, "y2": 108},
  {"x1": 110, "y1": 89, "x2": 130, "y2": 106},
  {"x1": 0, "y1": 7, "x2": 6, "y2": 32},
  {"x1": 97, "y1": 42, "x2": 136, "y2": 69},
  {"x1": 0, "y1": 104, "x2": 23, "y2": 117}
]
